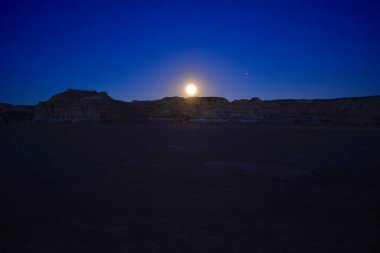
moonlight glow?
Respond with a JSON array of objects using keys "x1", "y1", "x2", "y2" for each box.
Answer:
[{"x1": 185, "y1": 84, "x2": 198, "y2": 96}]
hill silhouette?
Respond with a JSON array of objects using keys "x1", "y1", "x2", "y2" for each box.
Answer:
[{"x1": 1, "y1": 89, "x2": 380, "y2": 126}]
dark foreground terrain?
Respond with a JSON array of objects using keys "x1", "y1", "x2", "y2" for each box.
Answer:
[{"x1": 1, "y1": 124, "x2": 380, "y2": 253}]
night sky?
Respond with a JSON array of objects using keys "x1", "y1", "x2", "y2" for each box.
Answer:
[{"x1": 1, "y1": 0, "x2": 379, "y2": 105}]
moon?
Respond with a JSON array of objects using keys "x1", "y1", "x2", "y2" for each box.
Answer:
[{"x1": 185, "y1": 84, "x2": 198, "y2": 96}]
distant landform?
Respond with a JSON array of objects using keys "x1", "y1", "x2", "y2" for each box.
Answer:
[{"x1": 1, "y1": 89, "x2": 379, "y2": 126}]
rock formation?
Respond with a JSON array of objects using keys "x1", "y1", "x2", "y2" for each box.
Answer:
[
  {"x1": 1, "y1": 89, "x2": 379, "y2": 126},
  {"x1": 0, "y1": 103, "x2": 34, "y2": 124},
  {"x1": 33, "y1": 89, "x2": 125, "y2": 123}
]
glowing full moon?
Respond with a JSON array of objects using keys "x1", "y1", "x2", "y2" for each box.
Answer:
[{"x1": 185, "y1": 84, "x2": 198, "y2": 96}]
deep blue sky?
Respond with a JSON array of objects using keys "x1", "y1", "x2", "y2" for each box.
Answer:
[{"x1": 1, "y1": 0, "x2": 379, "y2": 104}]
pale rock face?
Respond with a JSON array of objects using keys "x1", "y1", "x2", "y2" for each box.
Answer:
[{"x1": 33, "y1": 89, "x2": 122, "y2": 123}]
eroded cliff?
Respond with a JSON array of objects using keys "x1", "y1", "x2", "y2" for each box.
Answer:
[{"x1": 1, "y1": 89, "x2": 379, "y2": 126}]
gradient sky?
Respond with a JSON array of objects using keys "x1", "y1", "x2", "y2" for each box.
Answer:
[{"x1": 1, "y1": 0, "x2": 379, "y2": 104}]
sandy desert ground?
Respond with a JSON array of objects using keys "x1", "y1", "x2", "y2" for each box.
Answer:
[{"x1": 1, "y1": 124, "x2": 380, "y2": 252}]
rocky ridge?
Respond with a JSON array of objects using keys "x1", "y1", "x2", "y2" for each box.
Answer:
[
  {"x1": 0, "y1": 103, "x2": 34, "y2": 124},
  {"x1": 1, "y1": 89, "x2": 380, "y2": 126}
]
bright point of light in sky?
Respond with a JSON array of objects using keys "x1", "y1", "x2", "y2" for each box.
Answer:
[{"x1": 185, "y1": 84, "x2": 198, "y2": 97}]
